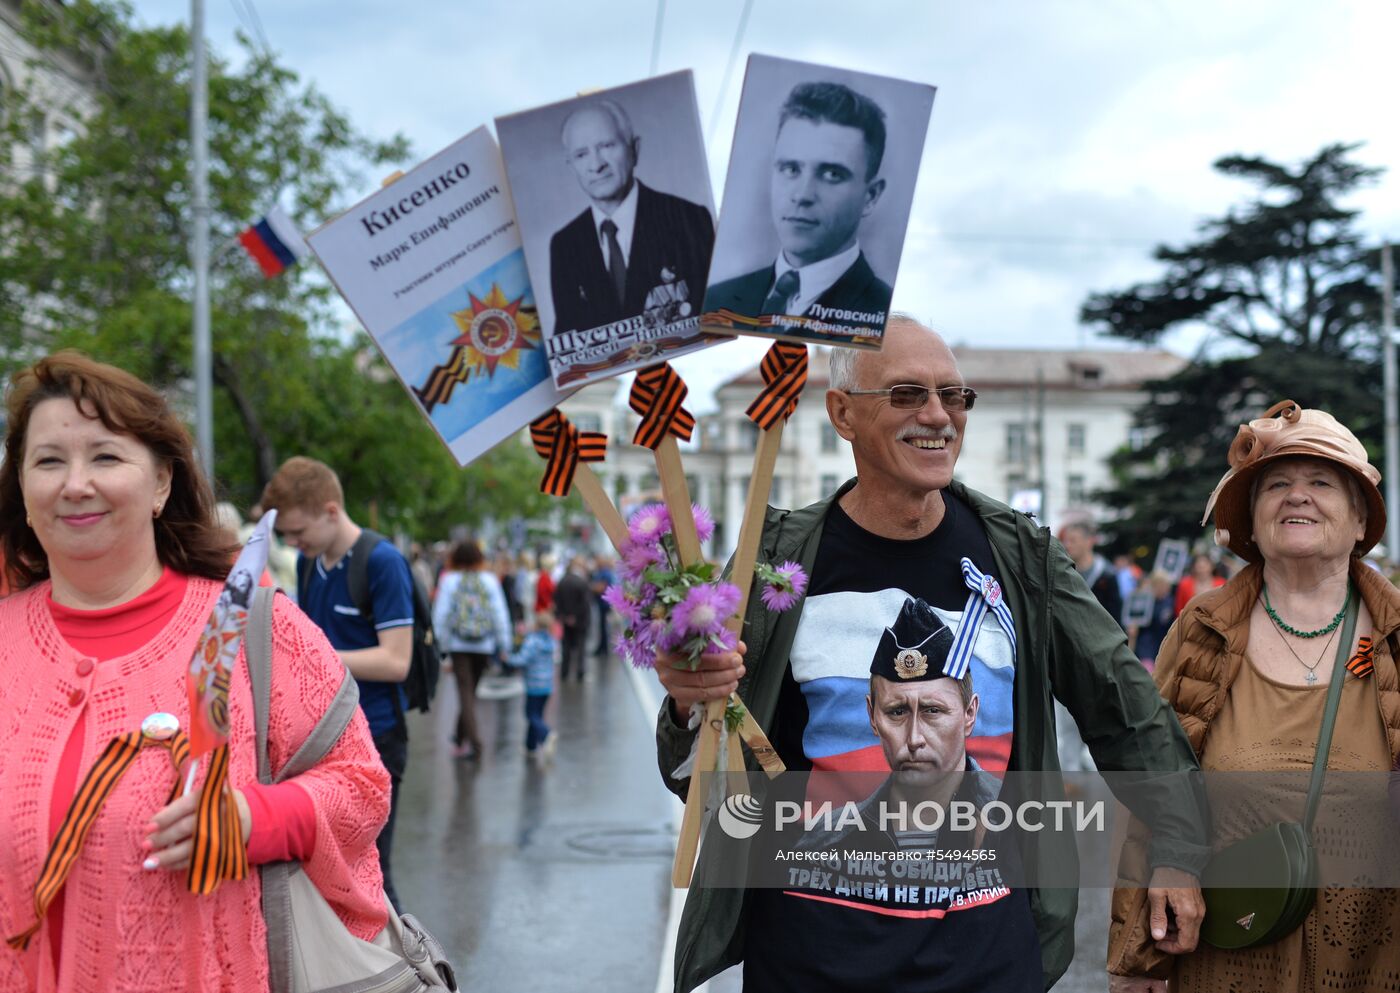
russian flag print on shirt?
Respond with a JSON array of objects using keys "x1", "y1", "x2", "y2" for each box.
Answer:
[
  {"x1": 238, "y1": 205, "x2": 308, "y2": 278},
  {"x1": 790, "y1": 587, "x2": 1015, "y2": 775}
]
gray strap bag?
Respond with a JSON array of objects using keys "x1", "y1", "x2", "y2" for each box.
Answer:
[{"x1": 245, "y1": 587, "x2": 458, "y2": 993}]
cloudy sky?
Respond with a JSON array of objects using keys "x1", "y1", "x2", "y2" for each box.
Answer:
[{"x1": 137, "y1": 0, "x2": 1400, "y2": 410}]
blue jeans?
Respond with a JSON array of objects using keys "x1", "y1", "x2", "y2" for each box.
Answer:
[{"x1": 525, "y1": 693, "x2": 550, "y2": 751}]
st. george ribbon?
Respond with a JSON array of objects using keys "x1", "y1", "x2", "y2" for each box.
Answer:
[{"x1": 184, "y1": 510, "x2": 277, "y2": 794}]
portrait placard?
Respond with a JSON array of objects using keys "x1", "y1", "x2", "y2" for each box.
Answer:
[
  {"x1": 1152, "y1": 539, "x2": 1191, "y2": 583},
  {"x1": 1122, "y1": 589, "x2": 1156, "y2": 629},
  {"x1": 305, "y1": 127, "x2": 565, "y2": 468},
  {"x1": 701, "y1": 55, "x2": 936, "y2": 349},
  {"x1": 495, "y1": 70, "x2": 723, "y2": 389}
]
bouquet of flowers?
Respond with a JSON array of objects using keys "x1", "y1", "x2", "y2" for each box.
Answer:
[{"x1": 605, "y1": 504, "x2": 807, "y2": 683}]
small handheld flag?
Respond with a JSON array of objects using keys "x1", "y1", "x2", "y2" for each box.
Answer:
[
  {"x1": 175, "y1": 509, "x2": 277, "y2": 894},
  {"x1": 237, "y1": 205, "x2": 307, "y2": 278},
  {"x1": 186, "y1": 510, "x2": 277, "y2": 776}
]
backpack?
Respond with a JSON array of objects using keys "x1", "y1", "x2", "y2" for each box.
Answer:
[
  {"x1": 298, "y1": 528, "x2": 440, "y2": 714},
  {"x1": 449, "y1": 572, "x2": 494, "y2": 642}
]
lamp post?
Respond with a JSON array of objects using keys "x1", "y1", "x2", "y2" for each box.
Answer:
[
  {"x1": 1382, "y1": 242, "x2": 1396, "y2": 560},
  {"x1": 191, "y1": 0, "x2": 213, "y2": 479}
]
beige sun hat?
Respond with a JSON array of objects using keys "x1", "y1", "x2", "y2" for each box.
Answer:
[{"x1": 1201, "y1": 399, "x2": 1385, "y2": 564}]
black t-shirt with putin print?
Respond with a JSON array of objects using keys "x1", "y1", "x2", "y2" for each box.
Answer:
[{"x1": 741, "y1": 491, "x2": 1039, "y2": 992}]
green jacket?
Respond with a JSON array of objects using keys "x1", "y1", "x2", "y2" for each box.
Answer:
[{"x1": 656, "y1": 480, "x2": 1210, "y2": 992}]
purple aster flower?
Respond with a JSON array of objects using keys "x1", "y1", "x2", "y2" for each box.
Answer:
[
  {"x1": 672, "y1": 582, "x2": 742, "y2": 638},
  {"x1": 657, "y1": 621, "x2": 692, "y2": 655},
  {"x1": 619, "y1": 541, "x2": 664, "y2": 583},
  {"x1": 603, "y1": 584, "x2": 646, "y2": 626},
  {"x1": 628, "y1": 504, "x2": 671, "y2": 546},
  {"x1": 691, "y1": 504, "x2": 715, "y2": 544},
  {"x1": 633, "y1": 614, "x2": 671, "y2": 657},
  {"x1": 708, "y1": 626, "x2": 739, "y2": 654},
  {"x1": 616, "y1": 632, "x2": 650, "y2": 669},
  {"x1": 759, "y1": 561, "x2": 809, "y2": 612}
]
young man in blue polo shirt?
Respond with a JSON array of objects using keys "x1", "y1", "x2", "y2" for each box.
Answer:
[{"x1": 262, "y1": 456, "x2": 415, "y2": 909}]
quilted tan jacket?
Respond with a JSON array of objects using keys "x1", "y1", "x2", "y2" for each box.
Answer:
[{"x1": 1106, "y1": 558, "x2": 1400, "y2": 977}]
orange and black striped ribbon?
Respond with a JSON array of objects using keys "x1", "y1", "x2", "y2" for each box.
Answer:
[
  {"x1": 7, "y1": 728, "x2": 211, "y2": 950},
  {"x1": 412, "y1": 348, "x2": 473, "y2": 413},
  {"x1": 186, "y1": 742, "x2": 247, "y2": 896},
  {"x1": 629, "y1": 362, "x2": 695, "y2": 449},
  {"x1": 745, "y1": 341, "x2": 809, "y2": 430},
  {"x1": 529, "y1": 409, "x2": 608, "y2": 497},
  {"x1": 1347, "y1": 636, "x2": 1375, "y2": 678}
]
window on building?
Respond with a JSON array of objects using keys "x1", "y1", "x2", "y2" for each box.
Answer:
[
  {"x1": 1128, "y1": 426, "x2": 1151, "y2": 451},
  {"x1": 1006, "y1": 423, "x2": 1027, "y2": 464},
  {"x1": 820, "y1": 473, "x2": 840, "y2": 495},
  {"x1": 1074, "y1": 364, "x2": 1103, "y2": 388},
  {"x1": 1067, "y1": 423, "x2": 1086, "y2": 456},
  {"x1": 770, "y1": 477, "x2": 784, "y2": 506},
  {"x1": 1007, "y1": 474, "x2": 1026, "y2": 502},
  {"x1": 572, "y1": 412, "x2": 602, "y2": 435},
  {"x1": 1067, "y1": 474, "x2": 1087, "y2": 506},
  {"x1": 821, "y1": 423, "x2": 839, "y2": 453},
  {"x1": 741, "y1": 420, "x2": 760, "y2": 449}
]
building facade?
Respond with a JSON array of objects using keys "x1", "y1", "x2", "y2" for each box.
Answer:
[
  {"x1": 557, "y1": 345, "x2": 1184, "y2": 558},
  {"x1": 0, "y1": 0, "x2": 98, "y2": 189}
]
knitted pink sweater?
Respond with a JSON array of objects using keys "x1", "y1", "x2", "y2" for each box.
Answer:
[{"x1": 0, "y1": 578, "x2": 391, "y2": 992}]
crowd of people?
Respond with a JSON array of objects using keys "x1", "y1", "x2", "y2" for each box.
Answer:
[{"x1": 3, "y1": 336, "x2": 1399, "y2": 993}]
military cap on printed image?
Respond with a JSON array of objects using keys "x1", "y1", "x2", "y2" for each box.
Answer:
[{"x1": 870, "y1": 597, "x2": 957, "y2": 681}]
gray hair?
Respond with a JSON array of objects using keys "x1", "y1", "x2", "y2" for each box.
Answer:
[
  {"x1": 560, "y1": 99, "x2": 635, "y2": 147},
  {"x1": 827, "y1": 313, "x2": 935, "y2": 391},
  {"x1": 827, "y1": 345, "x2": 861, "y2": 392}
]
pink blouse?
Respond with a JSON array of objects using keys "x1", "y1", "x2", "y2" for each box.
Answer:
[{"x1": 0, "y1": 577, "x2": 390, "y2": 992}]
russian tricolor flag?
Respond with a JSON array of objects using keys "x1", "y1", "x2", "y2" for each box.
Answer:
[{"x1": 237, "y1": 205, "x2": 307, "y2": 278}]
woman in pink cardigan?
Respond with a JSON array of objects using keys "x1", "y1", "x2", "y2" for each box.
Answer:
[{"x1": 0, "y1": 352, "x2": 391, "y2": 992}]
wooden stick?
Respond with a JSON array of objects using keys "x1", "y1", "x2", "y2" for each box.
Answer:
[
  {"x1": 673, "y1": 699, "x2": 724, "y2": 886},
  {"x1": 572, "y1": 464, "x2": 629, "y2": 555},
  {"x1": 654, "y1": 435, "x2": 701, "y2": 562},
  {"x1": 724, "y1": 423, "x2": 785, "y2": 618},
  {"x1": 724, "y1": 728, "x2": 747, "y2": 798},
  {"x1": 738, "y1": 707, "x2": 784, "y2": 778},
  {"x1": 648, "y1": 429, "x2": 716, "y2": 887},
  {"x1": 672, "y1": 419, "x2": 787, "y2": 886}
]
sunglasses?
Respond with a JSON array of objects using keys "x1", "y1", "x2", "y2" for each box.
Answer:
[{"x1": 842, "y1": 385, "x2": 978, "y2": 411}]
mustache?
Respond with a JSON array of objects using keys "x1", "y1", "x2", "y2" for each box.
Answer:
[{"x1": 895, "y1": 424, "x2": 959, "y2": 443}]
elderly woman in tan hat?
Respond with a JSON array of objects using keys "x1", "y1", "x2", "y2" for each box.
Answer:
[{"x1": 1106, "y1": 400, "x2": 1400, "y2": 992}]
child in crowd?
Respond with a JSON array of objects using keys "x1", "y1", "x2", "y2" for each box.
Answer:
[{"x1": 509, "y1": 609, "x2": 558, "y2": 759}]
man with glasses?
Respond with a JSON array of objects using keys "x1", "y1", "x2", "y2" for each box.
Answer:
[{"x1": 652, "y1": 316, "x2": 1209, "y2": 993}]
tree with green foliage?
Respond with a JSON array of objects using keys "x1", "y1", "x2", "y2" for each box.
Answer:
[
  {"x1": 1080, "y1": 143, "x2": 1389, "y2": 553},
  {"x1": 0, "y1": 0, "x2": 560, "y2": 536}
]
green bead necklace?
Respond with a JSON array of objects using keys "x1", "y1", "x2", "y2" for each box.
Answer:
[{"x1": 1261, "y1": 582, "x2": 1352, "y2": 639}]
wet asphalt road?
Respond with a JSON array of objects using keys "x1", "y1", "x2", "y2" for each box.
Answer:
[
  {"x1": 392, "y1": 652, "x2": 676, "y2": 992},
  {"x1": 386, "y1": 650, "x2": 1114, "y2": 992}
]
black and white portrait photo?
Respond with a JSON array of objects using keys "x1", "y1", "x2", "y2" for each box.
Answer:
[
  {"x1": 496, "y1": 71, "x2": 722, "y2": 389},
  {"x1": 702, "y1": 55, "x2": 935, "y2": 349}
]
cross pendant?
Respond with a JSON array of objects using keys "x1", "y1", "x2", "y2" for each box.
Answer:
[{"x1": 1305, "y1": 670, "x2": 1318, "y2": 685}]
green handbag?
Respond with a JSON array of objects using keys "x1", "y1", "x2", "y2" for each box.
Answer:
[{"x1": 1199, "y1": 595, "x2": 1357, "y2": 950}]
